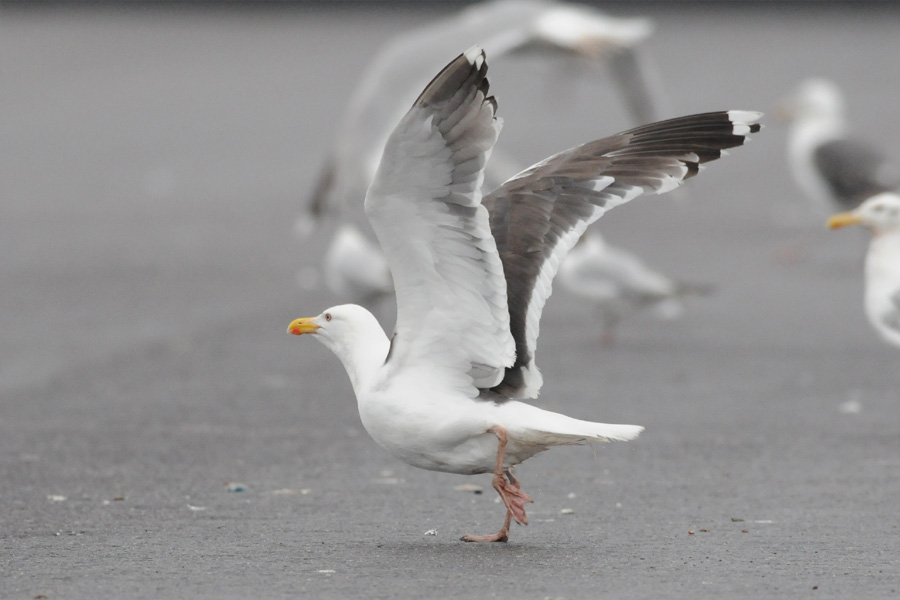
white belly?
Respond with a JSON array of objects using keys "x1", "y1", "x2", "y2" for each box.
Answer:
[
  {"x1": 865, "y1": 235, "x2": 900, "y2": 346},
  {"x1": 357, "y1": 388, "x2": 501, "y2": 474},
  {"x1": 356, "y1": 381, "x2": 553, "y2": 475}
]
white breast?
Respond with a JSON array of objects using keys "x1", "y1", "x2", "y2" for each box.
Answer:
[{"x1": 864, "y1": 233, "x2": 900, "y2": 346}]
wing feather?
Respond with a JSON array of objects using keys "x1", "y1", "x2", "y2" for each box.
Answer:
[
  {"x1": 365, "y1": 48, "x2": 515, "y2": 394},
  {"x1": 814, "y1": 139, "x2": 900, "y2": 208},
  {"x1": 484, "y1": 111, "x2": 762, "y2": 399}
]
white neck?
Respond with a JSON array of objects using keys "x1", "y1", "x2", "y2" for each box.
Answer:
[
  {"x1": 868, "y1": 229, "x2": 900, "y2": 279},
  {"x1": 791, "y1": 110, "x2": 845, "y2": 152},
  {"x1": 318, "y1": 313, "x2": 390, "y2": 396}
]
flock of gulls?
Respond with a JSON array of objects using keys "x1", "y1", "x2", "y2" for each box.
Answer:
[{"x1": 287, "y1": 1, "x2": 900, "y2": 542}]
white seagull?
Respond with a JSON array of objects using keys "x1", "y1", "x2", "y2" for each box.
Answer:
[
  {"x1": 779, "y1": 77, "x2": 900, "y2": 216},
  {"x1": 288, "y1": 47, "x2": 761, "y2": 542},
  {"x1": 558, "y1": 231, "x2": 711, "y2": 345},
  {"x1": 828, "y1": 192, "x2": 900, "y2": 349},
  {"x1": 300, "y1": 0, "x2": 665, "y2": 306}
]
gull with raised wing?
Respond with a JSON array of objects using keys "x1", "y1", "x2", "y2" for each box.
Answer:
[{"x1": 288, "y1": 47, "x2": 761, "y2": 542}]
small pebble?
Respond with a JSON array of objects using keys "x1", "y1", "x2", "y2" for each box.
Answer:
[
  {"x1": 373, "y1": 477, "x2": 401, "y2": 485},
  {"x1": 453, "y1": 483, "x2": 483, "y2": 494},
  {"x1": 268, "y1": 488, "x2": 311, "y2": 496},
  {"x1": 560, "y1": 508, "x2": 575, "y2": 515},
  {"x1": 47, "y1": 495, "x2": 66, "y2": 502},
  {"x1": 226, "y1": 482, "x2": 246, "y2": 493},
  {"x1": 423, "y1": 529, "x2": 437, "y2": 536}
]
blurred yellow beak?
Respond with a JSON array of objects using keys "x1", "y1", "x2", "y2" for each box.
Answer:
[
  {"x1": 287, "y1": 317, "x2": 320, "y2": 336},
  {"x1": 827, "y1": 211, "x2": 863, "y2": 229}
]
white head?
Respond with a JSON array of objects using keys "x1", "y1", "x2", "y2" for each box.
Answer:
[
  {"x1": 779, "y1": 77, "x2": 845, "y2": 122},
  {"x1": 287, "y1": 304, "x2": 390, "y2": 390},
  {"x1": 828, "y1": 193, "x2": 900, "y2": 234}
]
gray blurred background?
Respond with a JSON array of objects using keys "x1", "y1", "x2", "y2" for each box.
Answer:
[{"x1": 2, "y1": 2, "x2": 899, "y2": 599}]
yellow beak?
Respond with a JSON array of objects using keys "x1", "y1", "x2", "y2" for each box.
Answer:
[
  {"x1": 827, "y1": 211, "x2": 863, "y2": 230},
  {"x1": 287, "y1": 317, "x2": 321, "y2": 336}
]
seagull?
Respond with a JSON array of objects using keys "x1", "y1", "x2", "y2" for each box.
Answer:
[
  {"x1": 299, "y1": 0, "x2": 667, "y2": 305},
  {"x1": 322, "y1": 224, "x2": 394, "y2": 307},
  {"x1": 288, "y1": 47, "x2": 761, "y2": 542},
  {"x1": 779, "y1": 77, "x2": 900, "y2": 216},
  {"x1": 558, "y1": 231, "x2": 712, "y2": 345},
  {"x1": 828, "y1": 192, "x2": 900, "y2": 348}
]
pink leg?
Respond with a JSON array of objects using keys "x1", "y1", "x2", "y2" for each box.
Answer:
[
  {"x1": 600, "y1": 322, "x2": 618, "y2": 347},
  {"x1": 460, "y1": 425, "x2": 533, "y2": 543}
]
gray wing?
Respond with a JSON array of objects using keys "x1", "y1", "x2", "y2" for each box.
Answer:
[
  {"x1": 814, "y1": 138, "x2": 900, "y2": 209},
  {"x1": 484, "y1": 111, "x2": 762, "y2": 399}
]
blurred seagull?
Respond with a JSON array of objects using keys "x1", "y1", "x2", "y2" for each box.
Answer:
[
  {"x1": 779, "y1": 77, "x2": 900, "y2": 216},
  {"x1": 558, "y1": 231, "x2": 712, "y2": 345},
  {"x1": 299, "y1": 0, "x2": 666, "y2": 305},
  {"x1": 828, "y1": 192, "x2": 900, "y2": 348},
  {"x1": 322, "y1": 224, "x2": 394, "y2": 306},
  {"x1": 287, "y1": 47, "x2": 761, "y2": 542}
]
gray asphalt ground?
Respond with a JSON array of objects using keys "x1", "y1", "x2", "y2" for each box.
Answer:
[{"x1": 2, "y1": 3, "x2": 900, "y2": 599}]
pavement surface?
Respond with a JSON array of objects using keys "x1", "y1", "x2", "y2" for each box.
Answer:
[{"x1": 2, "y1": 4, "x2": 900, "y2": 599}]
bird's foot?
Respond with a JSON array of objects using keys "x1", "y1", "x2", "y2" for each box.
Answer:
[
  {"x1": 494, "y1": 473, "x2": 533, "y2": 525},
  {"x1": 459, "y1": 529, "x2": 509, "y2": 543}
]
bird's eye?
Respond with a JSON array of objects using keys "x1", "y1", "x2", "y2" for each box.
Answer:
[
  {"x1": 873, "y1": 204, "x2": 884, "y2": 212},
  {"x1": 324, "y1": 313, "x2": 332, "y2": 322}
]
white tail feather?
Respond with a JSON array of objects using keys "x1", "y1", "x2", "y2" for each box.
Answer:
[{"x1": 502, "y1": 401, "x2": 643, "y2": 446}]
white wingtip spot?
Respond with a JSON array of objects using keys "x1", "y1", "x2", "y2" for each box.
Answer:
[
  {"x1": 464, "y1": 45, "x2": 484, "y2": 69},
  {"x1": 727, "y1": 109, "x2": 763, "y2": 122},
  {"x1": 728, "y1": 110, "x2": 763, "y2": 135}
]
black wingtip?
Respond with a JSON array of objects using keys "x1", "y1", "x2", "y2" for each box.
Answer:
[{"x1": 413, "y1": 46, "x2": 489, "y2": 109}]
